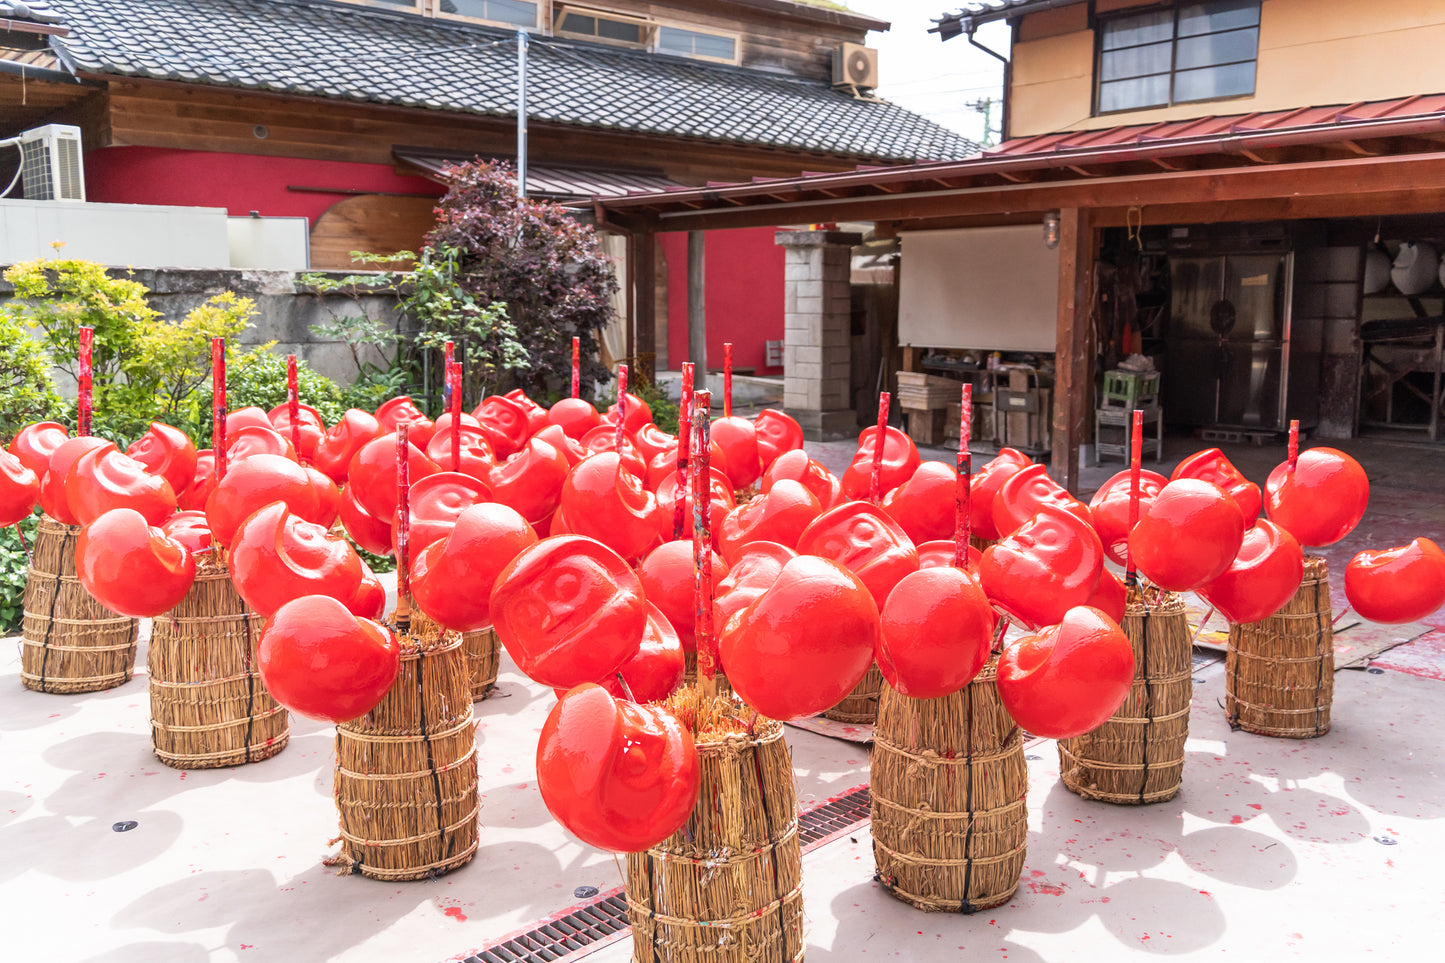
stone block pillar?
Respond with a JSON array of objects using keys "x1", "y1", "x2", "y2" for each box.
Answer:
[{"x1": 775, "y1": 229, "x2": 861, "y2": 440}]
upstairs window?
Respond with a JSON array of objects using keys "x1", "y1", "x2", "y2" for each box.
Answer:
[
  {"x1": 437, "y1": 0, "x2": 540, "y2": 29},
  {"x1": 1097, "y1": 0, "x2": 1260, "y2": 114},
  {"x1": 656, "y1": 24, "x2": 738, "y2": 64},
  {"x1": 554, "y1": 6, "x2": 654, "y2": 48}
]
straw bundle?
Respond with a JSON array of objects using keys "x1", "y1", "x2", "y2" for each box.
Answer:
[
  {"x1": 329, "y1": 616, "x2": 479, "y2": 880},
  {"x1": 1058, "y1": 588, "x2": 1191, "y2": 804},
  {"x1": 822, "y1": 662, "x2": 884, "y2": 724},
  {"x1": 461, "y1": 626, "x2": 500, "y2": 700},
  {"x1": 19, "y1": 515, "x2": 138, "y2": 694},
  {"x1": 969, "y1": 535, "x2": 995, "y2": 554},
  {"x1": 871, "y1": 658, "x2": 1027, "y2": 913},
  {"x1": 1226, "y1": 556, "x2": 1333, "y2": 739},
  {"x1": 682, "y1": 651, "x2": 732, "y2": 696},
  {"x1": 148, "y1": 556, "x2": 288, "y2": 768},
  {"x1": 626, "y1": 690, "x2": 803, "y2": 962}
]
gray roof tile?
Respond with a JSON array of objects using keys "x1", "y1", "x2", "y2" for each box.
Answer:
[{"x1": 42, "y1": 0, "x2": 977, "y2": 162}]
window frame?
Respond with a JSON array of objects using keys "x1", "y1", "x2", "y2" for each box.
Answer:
[
  {"x1": 1092, "y1": 0, "x2": 1261, "y2": 117},
  {"x1": 650, "y1": 20, "x2": 742, "y2": 66},
  {"x1": 334, "y1": 0, "x2": 426, "y2": 14},
  {"x1": 552, "y1": 4, "x2": 657, "y2": 50},
  {"x1": 432, "y1": 0, "x2": 544, "y2": 31}
]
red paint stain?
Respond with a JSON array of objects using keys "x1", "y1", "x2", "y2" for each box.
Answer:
[
  {"x1": 1230, "y1": 815, "x2": 1244, "y2": 824},
  {"x1": 1026, "y1": 881, "x2": 1064, "y2": 896},
  {"x1": 1247, "y1": 803, "x2": 1263, "y2": 810},
  {"x1": 239, "y1": 945, "x2": 252, "y2": 951},
  {"x1": 1030, "y1": 869, "x2": 1045, "y2": 877},
  {"x1": 444, "y1": 907, "x2": 467, "y2": 922}
]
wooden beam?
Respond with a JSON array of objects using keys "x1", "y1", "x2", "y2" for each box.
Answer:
[
  {"x1": 647, "y1": 150, "x2": 1445, "y2": 233},
  {"x1": 1051, "y1": 207, "x2": 1093, "y2": 496},
  {"x1": 688, "y1": 230, "x2": 707, "y2": 390},
  {"x1": 1090, "y1": 186, "x2": 1445, "y2": 227},
  {"x1": 635, "y1": 231, "x2": 657, "y2": 374}
]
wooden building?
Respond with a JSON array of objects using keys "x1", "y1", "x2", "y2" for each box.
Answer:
[
  {"x1": 0, "y1": 0, "x2": 976, "y2": 377},
  {"x1": 593, "y1": 0, "x2": 1445, "y2": 487}
]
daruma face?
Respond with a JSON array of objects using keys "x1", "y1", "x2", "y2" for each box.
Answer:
[
  {"x1": 796, "y1": 501, "x2": 919, "y2": 610},
  {"x1": 979, "y1": 503, "x2": 1103, "y2": 629}
]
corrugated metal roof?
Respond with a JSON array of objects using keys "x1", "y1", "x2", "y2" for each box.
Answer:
[
  {"x1": 989, "y1": 95, "x2": 1445, "y2": 157},
  {"x1": 393, "y1": 149, "x2": 680, "y2": 198}
]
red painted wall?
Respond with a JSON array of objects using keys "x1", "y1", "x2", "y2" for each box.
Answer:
[
  {"x1": 660, "y1": 228, "x2": 784, "y2": 376},
  {"x1": 83, "y1": 146, "x2": 445, "y2": 223}
]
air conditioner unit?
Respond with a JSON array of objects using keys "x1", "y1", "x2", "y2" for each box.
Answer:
[
  {"x1": 832, "y1": 42, "x2": 879, "y2": 90},
  {"x1": 18, "y1": 124, "x2": 85, "y2": 201}
]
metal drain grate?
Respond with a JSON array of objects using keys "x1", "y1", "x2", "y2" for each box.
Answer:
[{"x1": 464, "y1": 786, "x2": 876, "y2": 963}]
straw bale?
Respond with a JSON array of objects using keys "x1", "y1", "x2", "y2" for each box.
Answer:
[
  {"x1": 682, "y1": 651, "x2": 732, "y2": 697},
  {"x1": 19, "y1": 515, "x2": 138, "y2": 693},
  {"x1": 871, "y1": 658, "x2": 1027, "y2": 913},
  {"x1": 461, "y1": 626, "x2": 500, "y2": 700},
  {"x1": 330, "y1": 616, "x2": 479, "y2": 880},
  {"x1": 822, "y1": 662, "x2": 883, "y2": 724},
  {"x1": 148, "y1": 556, "x2": 288, "y2": 768},
  {"x1": 627, "y1": 688, "x2": 803, "y2": 962},
  {"x1": 1058, "y1": 588, "x2": 1191, "y2": 804},
  {"x1": 1226, "y1": 556, "x2": 1333, "y2": 739}
]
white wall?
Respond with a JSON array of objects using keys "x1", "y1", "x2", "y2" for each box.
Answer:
[
  {"x1": 0, "y1": 198, "x2": 231, "y2": 268},
  {"x1": 898, "y1": 225, "x2": 1060, "y2": 352}
]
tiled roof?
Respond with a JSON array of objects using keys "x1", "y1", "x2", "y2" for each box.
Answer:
[
  {"x1": 933, "y1": 1, "x2": 1084, "y2": 36},
  {"x1": 39, "y1": 0, "x2": 978, "y2": 163},
  {"x1": 0, "y1": 1, "x2": 65, "y2": 23}
]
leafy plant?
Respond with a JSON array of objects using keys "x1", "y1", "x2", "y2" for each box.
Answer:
[
  {"x1": 299, "y1": 254, "x2": 405, "y2": 380},
  {"x1": 426, "y1": 160, "x2": 616, "y2": 401},
  {"x1": 0, "y1": 513, "x2": 39, "y2": 633},
  {"x1": 0, "y1": 313, "x2": 62, "y2": 445},
  {"x1": 629, "y1": 376, "x2": 679, "y2": 436},
  {"x1": 192, "y1": 348, "x2": 347, "y2": 449}
]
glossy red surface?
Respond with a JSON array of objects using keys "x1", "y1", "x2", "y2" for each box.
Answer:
[
  {"x1": 717, "y1": 479, "x2": 821, "y2": 564},
  {"x1": 204, "y1": 452, "x2": 320, "y2": 547},
  {"x1": 312, "y1": 408, "x2": 381, "y2": 483},
  {"x1": 346, "y1": 432, "x2": 442, "y2": 521},
  {"x1": 979, "y1": 503, "x2": 1104, "y2": 629},
  {"x1": 489, "y1": 437, "x2": 570, "y2": 525},
  {"x1": 839, "y1": 426, "x2": 920, "y2": 501},
  {"x1": 536, "y1": 684, "x2": 699, "y2": 853},
  {"x1": 753, "y1": 408, "x2": 803, "y2": 472},
  {"x1": 710, "y1": 415, "x2": 761, "y2": 490},
  {"x1": 66, "y1": 446, "x2": 178, "y2": 527},
  {"x1": 1264, "y1": 447, "x2": 1370, "y2": 547},
  {"x1": 1088, "y1": 468, "x2": 1169, "y2": 566},
  {"x1": 8, "y1": 421, "x2": 68, "y2": 477},
  {"x1": 1199, "y1": 520, "x2": 1304, "y2": 624},
  {"x1": 636, "y1": 539, "x2": 727, "y2": 653},
  {"x1": 651, "y1": 465, "x2": 734, "y2": 548},
  {"x1": 992, "y1": 463, "x2": 1093, "y2": 538},
  {"x1": 424, "y1": 423, "x2": 496, "y2": 481},
  {"x1": 395, "y1": 471, "x2": 492, "y2": 555},
  {"x1": 228, "y1": 501, "x2": 366, "y2": 617},
  {"x1": 504, "y1": 388, "x2": 550, "y2": 437},
  {"x1": 1130, "y1": 479, "x2": 1246, "y2": 592},
  {"x1": 376, "y1": 396, "x2": 437, "y2": 448},
  {"x1": 1086, "y1": 568, "x2": 1128, "y2": 624},
  {"x1": 561, "y1": 602, "x2": 687, "y2": 704},
  {"x1": 914, "y1": 539, "x2": 982, "y2": 571},
  {"x1": 472, "y1": 395, "x2": 530, "y2": 459},
  {"x1": 969, "y1": 449, "x2": 1031, "y2": 541},
  {"x1": 1346, "y1": 538, "x2": 1445, "y2": 625},
  {"x1": 559, "y1": 451, "x2": 661, "y2": 563},
  {"x1": 531, "y1": 424, "x2": 588, "y2": 468},
  {"x1": 996, "y1": 605, "x2": 1135, "y2": 739},
  {"x1": 75, "y1": 508, "x2": 195, "y2": 617},
  {"x1": 225, "y1": 425, "x2": 296, "y2": 463},
  {"x1": 713, "y1": 541, "x2": 795, "y2": 628},
  {"x1": 304, "y1": 465, "x2": 341, "y2": 529},
  {"x1": 409, "y1": 502, "x2": 538, "y2": 633},
  {"x1": 1172, "y1": 448, "x2": 1262, "y2": 525},
  {"x1": 719, "y1": 554, "x2": 879, "y2": 720},
  {"x1": 880, "y1": 461, "x2": 958, "y2": 545},
  {"x1": 223, "y1": 406, "x2": 272, "y2": 435},
  {"x1": 126, "y1": 422, "x2": 198, "y2": 496},
  {"x1": 176, "y1": 450, "x2": 217, "y2": 512},
  {"x1": 337, "y1": 482, "x2": 393, "y2": 557},
  {"x1": 0, "y1": 449, "x2": 40, "y2": 527},
  {"x1": 603, "y1": 392, "x2": 653, "y2": 434},
  {"x1": 160, "y1": 509, "x2": 213, "y2": 554},
  {"x1": 796, "y1": 501, "x2": 920, "y2": 610},
  {"x1": 490, "y1": 535, "x2": 648, "y2": 689},
  {"x1": 40, "y1": 437, "x2": 113, "y2": 524},
  {"x1": 579, "y1": 426, "x2": 649, "y2": 478},
  {"x1": 256, "y1": 594, "x2": 400, "y2": 723},
  {"x1": 760, "y1": 449, "x2": 841, "y2": 510},
  {"x1": 546, "y1": 397, "x2": 602, "y2": 441},
  {"x1": 877, "y1": 566, "x2": 996, "y2": 698}
]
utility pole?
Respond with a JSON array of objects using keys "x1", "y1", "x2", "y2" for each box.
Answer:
[
  {"x1": 517, "y1": 30, "x2": 528, "y2": 198},
  {"x1": 966, "y1": 96, "x2": 999, "y2": 147}
]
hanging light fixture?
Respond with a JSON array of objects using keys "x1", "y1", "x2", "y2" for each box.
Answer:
[{"x1": 1042, "y1": 211, "x2": 1061, "y2": 249}]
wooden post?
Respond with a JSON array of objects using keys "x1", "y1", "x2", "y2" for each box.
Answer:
[
  {"x1": 636, "y1": 231, "x2": 657, "y2": 376},
  {"x1": 688, "y1": 229, "x2": 707, "y2": 391},
  {"x1": 1051, "y1": 207, "x2": 1094, "y2": 495},
  {"x1": 625, "y1": 231, "x2": 637, "y2": 373}
]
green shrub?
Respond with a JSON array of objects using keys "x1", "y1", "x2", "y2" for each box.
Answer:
[
  {"x1": 0, "y1": 314, "x2": 62, "y2": 445},
  {"x1": 191, "y1": 348, "x2": 347, "y2": 449}
]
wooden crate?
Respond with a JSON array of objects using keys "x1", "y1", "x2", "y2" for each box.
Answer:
[
  {"x1": 896, "y1": 371, "x2": 962, "y2": 410},
  {"x1": 944, "y1": 394, "x2": 996, "y2": 444},
  {"x1": 904, "y1": 408, "x2": 949, "y2": 446}
]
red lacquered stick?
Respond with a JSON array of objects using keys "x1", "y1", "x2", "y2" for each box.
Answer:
[
  {"x1": 1125, "y1": 409, "x2": 1143, "y2": 588},
  {"x1": 571, "y1": 337, "x2": 580, "y2": 400},
  {"x1": 615, "y1": 364, "x2": 629, "y2": 454},
  {"x1": 286, "y1": 354, "x2": 301, "y2": 456},
  {"x1": 870, "y1": 392, "x2": 890, "y2": 504},
  {"x1": 78, "y1": 326, "x2": 93, "y2": 438},
  {"x1": 396, "y1": 423, "x2": 412, "y2": 623},
  {"x1": 674, "y1": 363, "x2": 694, "y2": 540},
  {"x1": 691, "y1": 389, "x2": 716, "y2": 690},
  {"x1": 212, "y1": 337, "x2": 227, "y2": 481},
  {"x1": 443, "y1": 340, "x2": 455, "y2": 411},
  {"x1": 1288, "y1": 420, "x2": 1299, "y2": 474},
  {"x1": 723, "y1": 342, "x2": 733, "y2": 419},
  {"x1": 954, "y1": 383, "x2": 973, "y2": 570},
  {"x1": 449, "y1": 361, "x2": 462, "y2": 473}
]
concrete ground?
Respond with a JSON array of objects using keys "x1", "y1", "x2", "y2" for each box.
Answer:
[{"x1": 4, "y1": 429, "x2": 1444, "y2": 962}]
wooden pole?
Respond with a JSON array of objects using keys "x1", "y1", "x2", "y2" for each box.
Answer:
[
  {"x1": 1051, "y1": 206, "x2": 1093, "y2": 495},
  {"x1": 674, "y1": 362, "x2": 694, "y2": 541},
  {"x1": 954, "y1": 383, "x2": 972, "y2": 569},
  {"x1": 691, "y1": 390, "x2": 716, "y2": 700},
  {"x1": 395, "y1": 423, "x2": 412, "y2": 630},
  {"x1": 688, "y1": 230, "x2": 707, "y2": 391}
]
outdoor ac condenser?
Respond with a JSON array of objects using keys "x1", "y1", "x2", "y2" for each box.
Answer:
[{"x1": 18, "y1": 124, "x2": 85, "y2": 201}]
